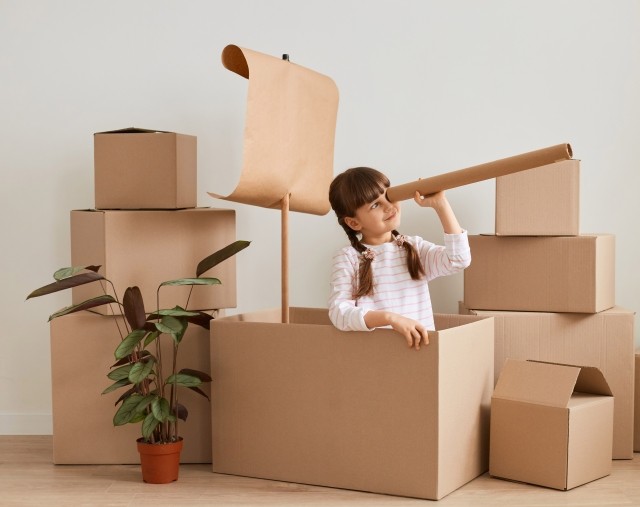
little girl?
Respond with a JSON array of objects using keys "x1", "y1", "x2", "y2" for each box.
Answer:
[{"x1": 328, "y1": 166, "x2": 471, "y2": 350}]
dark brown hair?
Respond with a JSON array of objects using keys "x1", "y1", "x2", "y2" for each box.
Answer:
[{"x1": 329, "y1": 167, "x2": 425, "y2": 298}]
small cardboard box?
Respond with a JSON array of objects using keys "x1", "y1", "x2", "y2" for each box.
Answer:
[
  {"x1": 210, "y1": 308, "x2": 494, "y2": 501},
  {"x1": 496, "y1": 159, "x2": 579, "y2": 236},
  {"x1": 94, "y1": 127, "x2": 197, "y2": 209},
  {"x1": 70, "y1": 208, "x2": 236, "y2": 315},
  {"x1": 460, "y1": 303, "x2": 635, "y2": 459},
  {"x1": 464, "y1": 234, "x2": 615, "y2": 313},
  {"x1": 635, "y1": 351, "x2": 640, "y2": 452},
  {"x1": 490, "y1": 359, "x2": 614, "y2": 491},
  {"x1": 50, "y1": 312, "x2": 213, "y2": 464}
]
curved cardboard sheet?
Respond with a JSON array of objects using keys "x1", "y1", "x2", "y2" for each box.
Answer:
[
  {"x1": 386, "y1": 143, "x2": 573, "y2": 202},
  {"x1": 208, "y1": 45, "x2": 339, "y2": 215}
]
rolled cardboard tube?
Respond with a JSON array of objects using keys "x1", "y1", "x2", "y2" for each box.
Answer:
[{"x1": 386, "y1": 143, "x2": 573, "y2": 202}]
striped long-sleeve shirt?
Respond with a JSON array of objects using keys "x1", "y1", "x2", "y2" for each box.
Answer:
[{"x1": 328, "y1": 231, "x2": 471, "y2": 332}]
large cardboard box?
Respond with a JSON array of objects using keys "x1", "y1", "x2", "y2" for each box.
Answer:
[
  {"x1": 50, "y1": 312, "x2": 213, "y2": 464},
  {"x1": 460, "y1": 303, "x2": 635, "y2": 459},
  {"x1": 70, "y1": 208, "x2": 236, "y2": 315},
  {"x1": 94, "y1": 127, "x2": 197, "y2": 209},
  {"x1": 490, "y1": 359, "x2": 614, "y2": 491},
  {"x1": 464, "y1": 234, "x2": 615, "y2": 313},
  {"x1": 495, "y1": 159, "x2": 580, "y2": 236},
  {"x1": 210, "y1": 308, "x2": 494, "y2": 501},
  {"x1": 635, "y1": 351, "x2": 640, "y2": 452}
]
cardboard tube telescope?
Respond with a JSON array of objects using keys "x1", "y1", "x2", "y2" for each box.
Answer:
[{"x1": 386, "y1": 143, "x2": 573, "y2": 202}]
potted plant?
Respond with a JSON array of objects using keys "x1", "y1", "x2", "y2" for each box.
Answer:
[{"x1": 27, "y1": 240, "x2": 250, "y2": 483}]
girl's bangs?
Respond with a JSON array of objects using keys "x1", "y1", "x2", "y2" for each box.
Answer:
[{"x1": 350, "y1": 172, "x2": 389, "y2": 210}]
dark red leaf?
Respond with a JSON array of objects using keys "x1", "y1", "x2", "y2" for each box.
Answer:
[{"x1": 27, "y1": 271, "x2": 105, "y2": 299}]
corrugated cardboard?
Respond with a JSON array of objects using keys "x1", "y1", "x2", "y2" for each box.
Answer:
[
  {"x1": 495, "y1": 159, "x2": 580, "y2": 236},
  {"x1": 70, "y1": 208, "x2": 236, "y2": 315},
  {"x1": 490, "y1": 359, "x2": 613, "y2": 491},
  {"x1": 210, "y1": 307, "x2": 494, "y2": 501},
  {"x1": 94, "y1": 127, "x2": 197, "y2": 209},
  {"x1": 460, "y1": 303, "x2": 635, "y2": 459},
  {"x1": 635, "y1": 351, "x2": 640, "y2": 452},
  {"x1": 50, "y1": 312, "x2": 213, "y2": 464},
  {"x1": 464, "y1": 234, "x2": 615, "y2": 313}
]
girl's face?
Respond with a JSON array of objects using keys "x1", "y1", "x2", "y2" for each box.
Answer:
[{"x1": 345, "y1": 193, "x2": 401, "y2": 245}]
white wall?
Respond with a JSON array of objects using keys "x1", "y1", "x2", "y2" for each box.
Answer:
[{"x1": 1, "y1": 0, "x2": 639, "y2": 434}]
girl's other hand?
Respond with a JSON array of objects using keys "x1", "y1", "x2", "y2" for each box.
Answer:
[
  {"x1": 389, "y1": 314, "x2": 429, "y2": 351},
  {"x1": 414, "y1": 190, "x2": 448, "y2": 210}
]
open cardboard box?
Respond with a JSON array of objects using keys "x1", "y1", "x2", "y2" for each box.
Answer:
[
  {"x1": 460, "y1": 303, "x2": 635, "y2": 459},
  {"x1": 50, "y1": 312, "x2": 213, "y2": 464},
  {"x1": 210, "y1": 307, "x2": 494, "y2": 501},
  {"x1": 490, "y1": 359, "x2": 614, "y2": 491}
]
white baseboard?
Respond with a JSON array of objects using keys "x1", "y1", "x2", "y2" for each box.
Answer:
[{"x1": 0, "y1": 414, "x2": 52, "y2": 435}]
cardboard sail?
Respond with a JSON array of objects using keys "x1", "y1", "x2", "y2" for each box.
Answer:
[
  {"x1": 208, "y1": 45, "x2": 339, "y2": 215},
  {"x1": 386, "y1": 143, "x2": 572, "y2": 202}
]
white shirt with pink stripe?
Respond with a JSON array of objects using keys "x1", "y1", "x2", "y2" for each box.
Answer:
[{"x1": 328, "y1": 231, "x2": 471, "y2": 332}]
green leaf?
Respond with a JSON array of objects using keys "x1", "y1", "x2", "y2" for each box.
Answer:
[
  {"x1": 27, "y1": 271, "x2": 106, "y2": 299},
  {"x1": 128, "y1": 358, "x2": 155, "y2": 384},
  {"x1": 123, "y1": 286, "x2": 146, "y2": 330},
  {"x1": 114, "y1": 329, "x2": 147, "y2": 360},
  {"x1": 151, "y1": 397, "x2": 170, "y2": 422},
  {"x1": 142, "y1": 411, "x2": 160, "y2": 439},
  {"x1": 53, "y1": 265, "x2": 101, "y2": 281},
  {"x1": 158, "y1": 277, "x2": 221, "y2": 288},
  {"x1": 196, "y1": 240, "x2": 251, "y2": 277},
  {"x1": 134, "y1": 394, "x2": 156, "y2": 414},
  {"x1": 113, "y1": 394, "x2": 144, "y2": 426},
  {"x1": 166, "y1": 373, "x2": 202, "y2": 388},
  {"x1": 111, "y1": 350, "x2": 152, "y2": 368},
  {"x1": 148, "y1": 307, "x2": 200, "y2": 319},
  {"x1": 102, "y1": 378, "x2": 132, "y2": 395},
  {"x1": 129, "y1": 411, "x2": 147, "y2": 424},
  {"x1": 47, "y1": 295, "x2": 118, "y2": 321},
  {"x1": 143, "y1": 330, "x2": 159, "y2": 348},
  {"x1": 107, "y1": 364, "x2": 133, "y2": 381},
  {"x1": 154, "y1": 316, "x2": 186, "y2": 343}
]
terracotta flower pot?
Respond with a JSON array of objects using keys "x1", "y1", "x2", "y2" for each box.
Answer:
[{"x1": 136, "y1": 438, "x2": 184, "y2": 484}]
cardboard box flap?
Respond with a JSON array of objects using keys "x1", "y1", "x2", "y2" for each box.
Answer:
[
  {"x1": 575, "y1": 366, "x2": 613, "y2": 397},
  {"x1": 529, "y1": 360, "x2": 613, "y2": 397},
  {"x1": 95, "y1": 127, "x2": 172, "y2": 135},
  {"x1": 493, "y1": 359, "x2": 580, "y2": 408}
]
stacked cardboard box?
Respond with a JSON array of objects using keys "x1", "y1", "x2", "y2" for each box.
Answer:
[
  {"x1": 461, "y1": 159, "x2": 635, "y2": 480},
  {"x1": 50, "y1": 128, "x2": 237, "y2": 464}
]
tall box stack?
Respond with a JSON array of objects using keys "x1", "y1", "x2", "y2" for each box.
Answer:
[
  {"x1": 50, "y1": 128, "x2": 237, "y2": 464},
  {"x1": 462, "y1": 159, "x2": 635, "y2": 462}
]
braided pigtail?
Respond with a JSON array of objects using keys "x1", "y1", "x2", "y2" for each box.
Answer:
[
  {"x1": 393, "y1": 230, "x2": 425, "y2": 280},
  {"x1": 329, "y1": 167, "x2": 393, "y2": 300},
  {"x1": 341, "y1": 220, "x2": 375, "y2": 299}
]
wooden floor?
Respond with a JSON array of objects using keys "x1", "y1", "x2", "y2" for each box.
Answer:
[{"x1": 1, "y1": 436, "x2": 639, "y2": 506}]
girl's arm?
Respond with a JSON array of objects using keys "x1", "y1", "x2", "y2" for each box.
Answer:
[
  {"x1": 328, "y1": 250, "x2": 370, "y2": 332},
  {"x1": 364, "y1": 311, "x2": 428, "y2": 350},
  {"x1": 414, "y1": 191, "x2": 462, "y2": 234}
]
